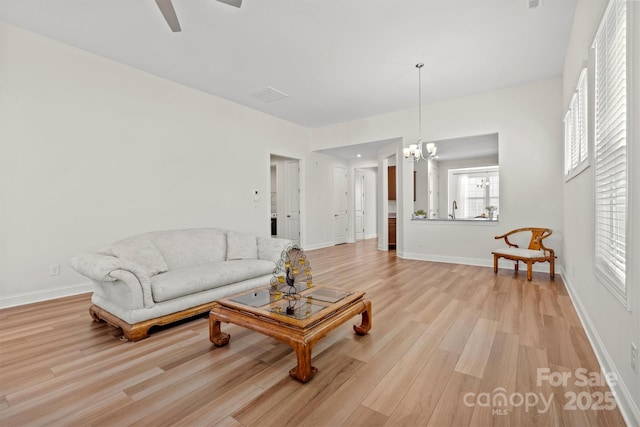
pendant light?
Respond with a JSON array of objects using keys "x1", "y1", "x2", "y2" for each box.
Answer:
[{"x1": 403, "y1": 63, "x2": 436, "y2": 161}]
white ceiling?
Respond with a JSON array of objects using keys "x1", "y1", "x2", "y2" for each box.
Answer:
[{"x1": 0, "y1": 0, "x2": 576, "y2": 128}]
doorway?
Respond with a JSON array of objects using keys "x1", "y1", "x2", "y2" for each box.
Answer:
[{"x1": 270, "y1": 155, "x2": 301, "y2": 246}]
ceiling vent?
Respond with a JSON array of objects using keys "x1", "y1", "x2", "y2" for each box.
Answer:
[
  {"x1": 526, "y1": 0, "x2": 542, "y2": 10},
  {"x1": 249, "y1": 86, "x2": 289, "y2": 103}
]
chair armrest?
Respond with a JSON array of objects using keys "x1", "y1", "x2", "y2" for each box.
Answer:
[
  {"x1": 494, "y1": 232, "x2": 519, "y2": 248},
  {"x1": 70, "y1": 252, "x2": 154, "y2": 308},
  {"x1": 538, "y1": 241, "x2": 555, "y2": 258}
]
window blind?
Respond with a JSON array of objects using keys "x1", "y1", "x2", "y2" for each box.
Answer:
[
  {"x1": 577, "y1": 70, "x2": 588, "y2": 163},
  {"x1": 593, "y1": 0, "x2": 628, "y2": 306},
  {"x1": 570, "y1": 95, "x2": 579, "y2": 169},
  {"x1": 564, "y1": 68, "x2": 588, "y2": 178}
]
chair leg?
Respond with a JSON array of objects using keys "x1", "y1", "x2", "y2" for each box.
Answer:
[
  {"x1": 527, "y1": 262, "x2": 533, "y2": 281},
  {"x1": 493, "y1": 255, "x2": 498, "y2": 273},
  {"x1": 514, "y1": 261, "x2": 519, "y2": 272},
  {"x1": 549, "y1": 258, "x2": 555, "y2": 280}
]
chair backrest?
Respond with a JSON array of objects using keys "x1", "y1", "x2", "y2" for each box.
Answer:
[{"x1": 527, "y1": 228, "x2": 552, "y2": 250}]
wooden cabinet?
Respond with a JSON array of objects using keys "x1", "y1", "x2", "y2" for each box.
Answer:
[
  {"x1": 388, "y1": 166, "x2": 416, "y2": 201},
  {"x1": 413, "y1": 171, "x2": 416, "y2": 202},
  {"x1": 388, "y1": 166, "x2": 396, "y2": 200},
  {"x1": 388, "y1": 217, "x2": 396, "y2": 248}
]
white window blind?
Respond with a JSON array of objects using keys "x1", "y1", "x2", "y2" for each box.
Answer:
[
  {"x1": 563, "y1": 69, "x2": 588, "y2": 179},
  {"x1": 593, "y1": 0, "x2": 628, "y2": 307},
  {"x1": 577, "y1": 71, "x2": 588, "y2": 163},
  {"x1": 564, "y1": 109, "x2": 573, "y2": 174}
]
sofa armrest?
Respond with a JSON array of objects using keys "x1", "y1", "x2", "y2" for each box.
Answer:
[
  {"x1": 70, "y1": 252, "x2": 120, "y2": 282},
  {"x1": 70, "y1": 252, "x2": 155, "y2": 308},
  {"x1": 257, "y1": 237, "x2": 293, "y2": 264}
]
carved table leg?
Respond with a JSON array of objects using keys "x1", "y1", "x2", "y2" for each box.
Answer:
[
  {"x1": 209, "y1": 317, "x2": 230, "y2": 346},
  {"x1": 289, "y1": 341, "x2": 317, "y2": 383},
  {"x1": 353, "y1": 299, "x2": 372, "y2": 336}
]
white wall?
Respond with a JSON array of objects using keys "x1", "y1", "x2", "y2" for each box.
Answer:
[
  {"x1": 0, "y1": 24, "x2": 323, "y2": 306},
  {"x1": 561, "y1": 0, "x2": 640, "y2": 423},
  {"x1": 311, "y1": 78, "x2": 564, "y2": 270}
]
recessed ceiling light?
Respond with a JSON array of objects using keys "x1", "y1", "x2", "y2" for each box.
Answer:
[{"x1": 357, "y1": 154, "x2": 362, "y2": 158}]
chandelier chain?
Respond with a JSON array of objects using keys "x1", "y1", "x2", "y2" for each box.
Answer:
[{"x1": 417, "y1": 63, "x2": 423, "y2": 141}]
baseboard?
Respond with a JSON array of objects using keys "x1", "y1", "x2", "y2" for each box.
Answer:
[
  {"x1": 0, "y1": 282, "x2": 93, "y2": 309},
  {"x1": 303, "y1": 241, "x2": 336, "y2": 251},
  {"x1": 397, "y1": 251, "x2": 555, "y2": 274},
  {"x1": 364, "y1": 233, "x2": 377, "y2": 239},
  {"x1": 560, "y1": 268, "x2": 640, "y2": 426}
]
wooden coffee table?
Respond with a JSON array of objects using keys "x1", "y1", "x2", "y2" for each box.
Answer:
[{"x1": 209, "y1": 285, "x2": 371, "y2": 383}]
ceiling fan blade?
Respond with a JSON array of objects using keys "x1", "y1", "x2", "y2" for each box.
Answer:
[
  {"x1": 155, "y1": 0, "x2": 182, "y2": 32},
  {"x1": 217, "y1": 0, "x2": 242, "y2": 8}
]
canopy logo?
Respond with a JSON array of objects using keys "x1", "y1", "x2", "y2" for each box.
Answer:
[{"x1": 462, "y1": 368, "x2": 619, "y2": 415}]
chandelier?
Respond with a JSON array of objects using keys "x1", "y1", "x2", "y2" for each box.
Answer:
[
  {"x1": 403, "y1": 63, "x2": 437, "y2": 161},
  {"x1": 476, "y1": 178, "x2": 490, "y2": 189}
]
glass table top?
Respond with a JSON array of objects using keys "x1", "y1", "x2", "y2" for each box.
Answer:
[
  {"x1": 269, "y1": 298, "x2": 327, "y2": 320},
  {"x1": 227, "y1": 285, "x2": 353, "y2": 320},
  {"x1": 229, "y1": 290, "x2": 276, "y2": 308}
]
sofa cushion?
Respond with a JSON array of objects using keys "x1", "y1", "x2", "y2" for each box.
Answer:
[
  {"x1": 148, "y1": 228, "x2": 228, "y2": 270},
  {"x1": 150, "y1": 260, "x2": 275, "y2": 302},
  {"x1": 110, "y1": 239, "x2": 168, "y2": 277},
  {"x1": 226, "y1": 231, "x2": 258, "y2": 260}
]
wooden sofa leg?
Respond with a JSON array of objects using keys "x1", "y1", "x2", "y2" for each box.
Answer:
[
  {"x1": 550, "y1": 259, "x2": 555, "y2": 280},
  {"x1": 89, "y1": 305, "x2": 101, "y2": 322},
  {"x1": 89, "y1": 302, "x2": 220, "y2": 342},
  {"x1": 514, "y1": 261, "x2": 519, "y2": 272},
  {"x1": 88, "y1": 304, "x2": 150, "y2": 342},
  {"x1": 527, "y1": 262, "x2": 533, "y2": 281},
  {"x1": 126, "y1": 324, "x2": 152, "y2": 342},
  {"x1": 493, "y1": 255, "x2": 498, "y2": 273}
]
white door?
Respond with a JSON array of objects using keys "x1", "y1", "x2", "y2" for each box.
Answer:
[
  {"x1": 284, "y1": 160, "x2": 300, "y2": 245},
  {"x1": 354, "y1": 170, "x2": 365, "y2": 241},
  {"x1": 333, "y1": 165, "x2": 347, "y2": 245}
]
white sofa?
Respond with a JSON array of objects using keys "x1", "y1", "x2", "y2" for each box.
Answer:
[{"x1": 70, "y1": 228, "x2": 291, "y2": 341}]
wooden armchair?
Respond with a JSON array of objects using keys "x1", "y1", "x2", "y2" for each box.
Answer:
[{"x1": 492, "y1": 228, "x2": 556, "y2": 281}]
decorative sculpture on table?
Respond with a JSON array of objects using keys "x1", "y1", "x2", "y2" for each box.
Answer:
[{"x1": 270, "y1": 244, "x2": 313, "y2": 315}]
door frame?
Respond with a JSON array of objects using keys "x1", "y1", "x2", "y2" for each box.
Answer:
[
  {"x1": 377, "y1": 142, "x2": 401, "y2": 252},
  {"x1": 354, "y1": 169, "x2": 365, "y2": 241},
  {"x1": 332, "y1": 164, "x2": 348, "y2": 245}
]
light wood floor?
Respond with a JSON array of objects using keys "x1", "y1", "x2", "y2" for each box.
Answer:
[{"x1": 0, "y1": 239, "x2": 626, "y2": 426}]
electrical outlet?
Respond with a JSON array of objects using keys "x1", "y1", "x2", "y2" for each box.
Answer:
[
  {"x1": 632, "y1": 343, "x2": 638, "y2": 372},
  {"x1": 50, "y1": 264, "x2": 60, "y2": 276}
]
